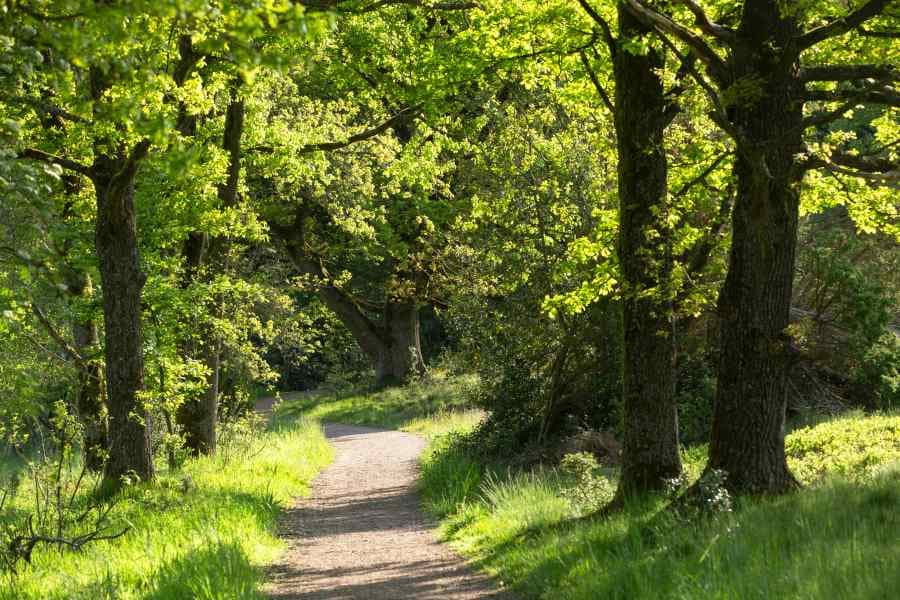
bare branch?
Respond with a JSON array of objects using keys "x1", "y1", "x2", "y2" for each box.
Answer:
[{"x1": 796, "y1": 0, "x2": 893, "y2": 50}]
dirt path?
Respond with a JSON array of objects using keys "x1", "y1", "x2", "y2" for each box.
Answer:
[{"x1": 263, "y1": 418, "x2": 512, "y2": 599}]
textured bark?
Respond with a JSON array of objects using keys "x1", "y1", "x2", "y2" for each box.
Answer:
[
  {"x1": 378, "y1": 299, "x2": 426, "y2": 387},
  {"x1": 312, "y1": 283, "x2": 426, "y2": 387},
  {"x1": 93, "y1": 156, "x2": 154, "y2": 485},
  {"x1": 65, "y1": 271, "x2": 108, "y2": 472},
  {"x1": 612, "y1": 4, "x2": 681, "y2": 497},
  {"x1": 707, "y1": 0, "x2": 802, "y2": 494}
]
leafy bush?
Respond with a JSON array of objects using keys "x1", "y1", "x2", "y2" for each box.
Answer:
[
  {"x1": 793, "y1": 224, "x2": 900, "y2": 410},
  {"x1": 558, "y1": 452, "x2": 614, "y2": 513},
  {"x1": 786, "y1": 412, "x2": 900, "y2": 483}
]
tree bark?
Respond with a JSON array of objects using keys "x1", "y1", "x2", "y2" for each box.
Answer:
[
  {"x1": 379, "y1": 299, "x2": 426, "y2": 386},
  {"x1": 93, "y1": 154, "x2": 154, "y2": 485},
  {"x1": 612, "y1": 4, "x2": 681, "y2": 498},
  {"x1": 65, "y1": 271, "x2": 108, "y2": 472},
  {"x1": 707, "y1": 0, "x2": 801, "y2": 494}
]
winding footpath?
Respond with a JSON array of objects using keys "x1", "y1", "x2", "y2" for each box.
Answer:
[{"x1": 258, "y1": 399, "x2": 512, "y2": 599}]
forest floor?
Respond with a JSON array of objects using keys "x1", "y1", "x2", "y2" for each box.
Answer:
[{"x1": 258, "y1": 396, "x2": 511, "y2": 599}]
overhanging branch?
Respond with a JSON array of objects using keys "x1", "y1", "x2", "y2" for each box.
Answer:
[
  {"x1": 800, "y1": 64, "x2": 899, "y2": 81},
  {"x1": 796, "y1": 0, "x2": 893, "y2": 50},
  {"x1": 622, "y1": 0, "x2": 729, "y2": 83},
  {"x1": 678, "y1": 0, "x2": 737, "y2": 44},
  {"x1": 19, "y1": 149, "x2": 92, "y2": 177},
  {"x1": 295, "y1": 106, "x2": 421, "y2": 155}
]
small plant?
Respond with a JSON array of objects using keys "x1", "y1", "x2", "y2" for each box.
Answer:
[
  {"x1": 663, "y1": 473, "x2": 689, "y2": 498},
  {"x1": 0, "y1": 402, "x2": 128, "y2": 574},
  {"x1": 694, "y1": 469, "x2": 733, "y2": 514},
  {"x1": 559, "y1": 452, "x2": 614, "y2": 513}
]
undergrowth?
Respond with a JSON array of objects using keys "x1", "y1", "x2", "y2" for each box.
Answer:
[{"x1": 0, "y1": 415, "x2": 332, "y2": 599}]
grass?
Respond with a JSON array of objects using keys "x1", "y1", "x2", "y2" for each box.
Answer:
[
  {"x1": 276, "y1": 371, "x2": 485, "y2": 439},
  {"x1": 0, "y1": 415, "x2": 332, "y2": 599},
  {"x1": 418, "y1": 412, "x2": 900, "y2": 600},
  {"x1": 282, "y1": 378, "x2": 900, "y2": 600}
]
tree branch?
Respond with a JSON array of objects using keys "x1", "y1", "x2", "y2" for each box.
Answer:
[
  {"x1": 804, "y1": 85, "x2": 900, "y2": 107},
  {"x1": 800, "y1": 63, "x2": 899, "y2": 81},
  {"x1": 804, "y1": 149, "x2": 900, "y2": 180},
  {"x1": 356, "y1": 0, "x2": 480, "y2": 11},
  {"x1": 678, "y1": 0, "x2": 737, "y2": 44},
  {"x1": 579, "y1": 50, "x2": 615, "y2": 115},
  {"x1": 9, "y1": 96, "x2": 89, "y2": 125},
  {"x1": 299, "y1": 0, "x2": 480, "y2": 12},
  {"x1": 31, "y1": 304, "x2": 87, "y2": 371},
  {"x1": 577, "y1": 0, "x2": 617, "y2": 57},
  {"x1": 296, "y1": 106, "x2": 421, "y2": 155},
  {"x1": 19, "y1": 149, "x2": 92, "y2": 177},
  {"x1": 857, "y1": 26, "x2": 900, "y2": 38},
  {"x1": 622, "y1": 0, "x2": 729, "y2": 83},
  {"x1": 796, "y1": 0, "x2": 893, "y2": 50}
]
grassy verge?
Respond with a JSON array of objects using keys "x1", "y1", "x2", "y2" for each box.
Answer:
[
  {"x1": 419, "y1": 412, "x2": 900, "y2": 600},
  {"x1": 276, "y1": 372, "x2": 484, "y2": 439},
  {"x1": 1, "y1": 416, "x2": 332, "y2": 599}
]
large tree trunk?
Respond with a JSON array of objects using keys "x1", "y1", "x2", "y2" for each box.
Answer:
[
  {"x1": 378, "y1": 299, "x2": 426, "y2": 387},
  {"x1": 707, "y1": 0, "x2": 801, "y2": 494},
  {"x1": 612, "y1": 4, "x2": 681, "y2": 498},
  {"x1": 93, "y1": 154, "x2": 154, "y2": 485},
  {"x1": 66, "y1": 271, "x2": 108, "y2": 472},
  {"x1": 315, "y1": 286, "x2": 425, "y2": 388}
]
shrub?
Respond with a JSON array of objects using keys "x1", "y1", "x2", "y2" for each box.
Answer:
[
  {"x1": 558, "y1": 452, "x2": 615, "y2": 513},
  {"x1": 786, "y1": 413, "x2": 900, "y2": 484}
]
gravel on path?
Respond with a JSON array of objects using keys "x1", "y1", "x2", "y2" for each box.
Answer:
[{"x1": 264, "y1": 421, "x2": 513, "y2": 599}]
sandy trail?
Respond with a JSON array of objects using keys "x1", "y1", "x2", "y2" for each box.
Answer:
[{"x1": 263, "y1": 417, "x2": 511, "y2": 599}]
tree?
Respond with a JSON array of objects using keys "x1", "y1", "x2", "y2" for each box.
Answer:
[
  {"x1": 578, "y1": 0, "x2": 684, "y2": 498},
  {"x1": 625, "y1": 0, "x2": 899, "y2": 493}
]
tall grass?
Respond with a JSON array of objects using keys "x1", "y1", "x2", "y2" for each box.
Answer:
[
  {"x1": 419, "y1": 413, "x2": 900, "y2": 600},
  {"x1": 0, "y1": 416, "x2": 332, "y2": 599}
]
